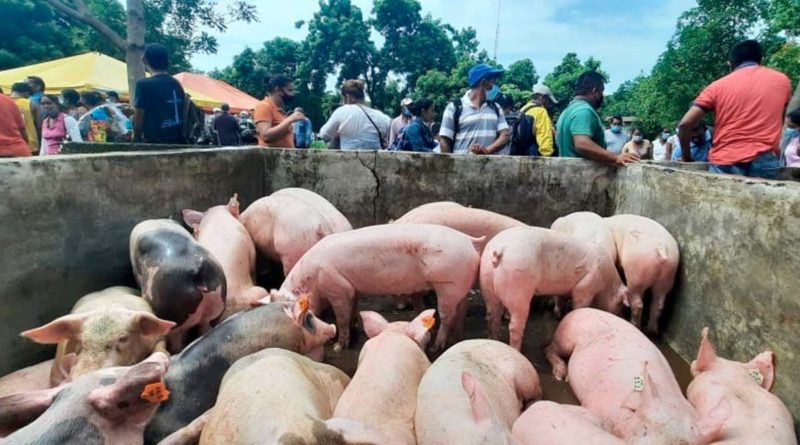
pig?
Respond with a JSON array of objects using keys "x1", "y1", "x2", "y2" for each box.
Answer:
[
  {"x1": 0, "y1": 360, "x2": 53, "y2": 398},
  {"x1": 198, "y1": 348, "x2": 351, "y2": 445},
  {"x1": 0, "y1": 352, "x2": 169, "y2": 444},
  {"x1": 550, "y1": 211, "x2": 618, "y2": 260},
  {"x1": 415, "y1": 339, "x2": 542, "y2": 445},
  {"x1": 687, "y1": 327, "x2": 796, "y2": 445},
  {"x1": 144, "y1": 297, "x2": 337, "y2": 444},
  {"x1": 239, "y1": 187, "x2": 353, "y2": 276},
  {"x1": 130, "y1": 219, "x2": 227, "y2": 352},
  {"x1": 267, "y1": 223, "x2": 483, "y2": 352},
  {"x1": 183, "y1": 194, "x2": 267, "y2": 321},
  {"x1": 512, "y1": 401, "x2": 625, "y2": 445},
  {"x1": 545, "y1": 308, "x2": 729, "y2": 445},
  {"x1": 480, "y1": 227, "x2": 628, "y2": 350},
  {"x1": 20, "y1": 286, "x2": 175, "y2": 387},
  {"x1": 604, "y1": 214, "x2": 680, "y2": 334},
  {"x1": 330, "y1": 310, "x2": 437, "y2": 445}
]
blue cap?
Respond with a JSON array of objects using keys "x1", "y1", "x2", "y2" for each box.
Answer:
[{"x1": 468, "y1": 64, "x2": 504, "y2": 87}]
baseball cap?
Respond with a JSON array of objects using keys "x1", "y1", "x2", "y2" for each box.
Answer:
[
  {"x1": 468, "y1": 64, "x2": 504, "y2": 88},
  {"x1": 400, "y1": 98, "x2": 413, "y2": 107},
  {"x1": 532, "y1": 85, "x2": 558, "y2": 104}
]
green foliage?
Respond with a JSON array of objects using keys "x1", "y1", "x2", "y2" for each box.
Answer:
[
  {"x1": 543, "y1": 53, "x2": 609, "y2": 114},
  {"x1": 504, "y1": 58, "x2": 538, "y2": 91}
]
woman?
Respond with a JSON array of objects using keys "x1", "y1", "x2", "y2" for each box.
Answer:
[
  {"x1": 399, "y1": 98, "x2": 437, "y2": 152},
  {"x1": 0, "y1": 93, "x2": 30, "y2": 158},
  {"x1": 783, "y1": 109, "x2": 800, "y2": 167},
  {"x1": 40, "y1": 95, "x2": 82, "y2": 156},
  {"x1": 61, "y1": 89, "x2": 86, "y2": 121},
  {"x1": 80, "y1": 91, "x2": 111, "y2": 142},
  {"x1": 320, "y1": 79, "x2": 391, "y2": 151},
  {"x1": 622, "y1": 127, "x2": 652, "y2": 159}
]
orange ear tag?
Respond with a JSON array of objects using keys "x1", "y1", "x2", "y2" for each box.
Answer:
[
  {"x1": 140, "y1": 381, "x2": 170, "y2": 403},
  {"x1": 422, "y1": 315, "x2": 436, "y2": 330},
  {"x1": 298, "y1": 295, "x2": 310, "y2": 312}
]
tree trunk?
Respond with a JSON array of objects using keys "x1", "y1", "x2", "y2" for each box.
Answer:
[
  {"x1": 126, "y1": 0, "x2": 146, "y2": 102},
  {"x1": 789, "y1": 82, "x2": 800, "y2": 115}
]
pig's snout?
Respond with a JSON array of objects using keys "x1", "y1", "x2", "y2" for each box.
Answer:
[{"x1": 323, "y1": 322, "x2": 337, "y2": 340}]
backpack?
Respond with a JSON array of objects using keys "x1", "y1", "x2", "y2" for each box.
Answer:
[
  {"x1": 509, "y1": 104, "x2": 539, "y2": 156},
  {"x1": 181, "y1": 99, "x2": 205, "y2": 145},
  {"x1": 451, "y1": 98, "x2": 500, "y2": 144},
  {"x1": 389, "y1": 124, "x2": 414, "y2": 152}
]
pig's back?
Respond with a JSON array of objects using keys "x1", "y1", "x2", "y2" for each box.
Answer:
[
  {"x1": 396, "y1": 206, "x2": 525, "y2": 241},
  {"x1": 605, "y1": 215, "x2": 679, "y2": 261},
  {"x1": 273, "y1": 188, "x2": 353, "y2": 232}
]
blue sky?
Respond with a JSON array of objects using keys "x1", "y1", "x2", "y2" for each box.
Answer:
[{"x1": 191, "y1": 0, "x2": 697, "y2": 93}]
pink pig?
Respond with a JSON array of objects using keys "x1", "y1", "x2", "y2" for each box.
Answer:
[
  {"x1": 330, "y1": 310, "x2": 436, "y2": 445},
  {"x1": 687, "y1": 328, "x2": 796, "y2": 444},
  {"x1": 183, "y1": 194, "x2": 267, "y2": 321},
  {"x1": 480, "y1": 227, "x2": 627, "y2": 350},
  {"x1": 240, "y1": 188, "x2": 353, "y2": 276},
  {"x1": 604, "y1": 214, "x2": 680, "y2": 335},
  {"x1": 545, "y1": 308, "x2": 729, "y2": 445},
  {"x1": 415, "y1": 339, "x2": 541, "y2": 445},
  {"x1": 512, "y1": 401, "x2": 625, "y2": 445},
  {"x1": 267, "y1": 223, "x2": 483, "y2": 352}
]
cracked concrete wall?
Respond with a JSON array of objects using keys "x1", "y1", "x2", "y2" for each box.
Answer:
[
  {"x1": 0, "y1": 148, "x2": 264, "y2": 375},
  {"x1": 615, "y1": 164, "x2": 800, "y2": 423}
]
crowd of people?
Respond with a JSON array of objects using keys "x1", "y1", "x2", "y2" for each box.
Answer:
[{"x1": 1, "y1": 40, "x2": 796, "y2": 180}]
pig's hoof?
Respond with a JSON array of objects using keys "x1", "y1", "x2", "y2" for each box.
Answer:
[
  {"x1": 333, "y1": 343, "x2": 344, "y2": 353},
  {"x1": 552, "y1": 366, "x2": 568, "y2": 381}
]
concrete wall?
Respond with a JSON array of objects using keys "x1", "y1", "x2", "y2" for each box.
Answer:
[
  {"x1": 616, "y1": 164, "x2": 800, "y2": 420},
  {"x1": 0, "y1": 149, "x2": 264, "y2": 375}
]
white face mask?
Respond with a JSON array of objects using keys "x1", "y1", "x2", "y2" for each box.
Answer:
[{"x1": 633, "y1": 135, "x2": 643, "y2": 143}]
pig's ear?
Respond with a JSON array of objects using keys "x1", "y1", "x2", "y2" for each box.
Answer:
[
  {"x1": 227, "y1": 194, "x2": 240, "y2": 218},
  {"x1": 360, "y1": 311, "x2": 389, "y2": 338},
  {"x1": 182, "y1": 209, "x2": 204, "y2": 231},
  {"x1": 462, "y1": 372, "x2": 495, "y2": 425},
  {"x1": 0, "y1": 387, "x2": 64, "y2": 433},
  {"x1": 404, "y1": 309, "x2": 436, "y2": 346},
  {"x1": 696, "y1": 396, "x2": 731, "y2": 443},
  {"x1": 57, "y1": 353, "x2": 78, "y2": 381},
  {"x1": 20, "y1": 314, "x2": 88, "y2": 344},
  {"x1": 290, "y1": 295, "x2": 311, "y2": 327},
  {"x1": 746, "y1": 351, "x2": 775, "y2": 391},
  {"x1": 134, "y1": 313, "x2": 176, "y2": 337},
  {"x1": 89, "y1": 353, "x2": 170, "y2": 422},
  {"x1": 691, "y1": 327, "x2": 718, "y2": 376}
]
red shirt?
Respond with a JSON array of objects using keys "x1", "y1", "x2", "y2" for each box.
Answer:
[
  {"x1": 0, "y1": 94, "x2": 31, "y2": 157},
  {"x1": 694, "y1": 65, "x2": 792, "y2": 165}
]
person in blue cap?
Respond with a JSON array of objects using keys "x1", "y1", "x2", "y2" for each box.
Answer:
[{"x1": 439, "y1": 63, "x2": 510, "y2": 155}]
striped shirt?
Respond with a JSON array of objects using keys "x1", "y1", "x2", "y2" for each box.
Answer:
[{"x1": 440, "y1": 92, "x2": 509, "y2": 154}]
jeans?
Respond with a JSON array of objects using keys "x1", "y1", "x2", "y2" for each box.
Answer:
[{"x1": 709, "y1": 151, "x2": 780, "y2": 179}]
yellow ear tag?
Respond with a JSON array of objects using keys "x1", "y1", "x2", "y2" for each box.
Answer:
[
  {"x1": 141, "y1": 381, "x2": 170, "y2": 403},
  {"x1": 422, "y1": 315, "x2": 436, "y2": 330},
  {"x1": 298, "y1": 295, "x2": 310, "y2": 312}
]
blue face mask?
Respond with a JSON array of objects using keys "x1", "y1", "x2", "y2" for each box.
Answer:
[
  {"x1": 611, "y1": 125, "x2": 622, "y2": 134},
  {"x1": 486, "y1": 85, "x2": 500, "y2": 101},
  {"x1": 785, "y1": 127, "x2": 800, "y2": 139}
]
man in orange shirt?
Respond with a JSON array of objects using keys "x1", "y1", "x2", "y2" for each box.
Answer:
[
  {"x1": 677, "y1": 40, "x2": 792, "y2": 179},
  {"x1": 0, "y1": 93, "x2": 31, "y2": 158},
  {"x1": 254, "y1": 74, "x2": 305, "y2": 148}
]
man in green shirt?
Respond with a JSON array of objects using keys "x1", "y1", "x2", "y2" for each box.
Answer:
[{"x1": 556, "y1": 71, "x2": 639, "y2": 166}]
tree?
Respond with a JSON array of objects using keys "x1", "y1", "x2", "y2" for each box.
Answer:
[
  {"x1": 504, "y1": 58, "x2": 538, "y2": 91},
  {"x1": 43, "y1": 0, "x2": 257, "y2": 97},
  {"x1": 544, "y1": 53, "x2": 609, "y2": 114}
]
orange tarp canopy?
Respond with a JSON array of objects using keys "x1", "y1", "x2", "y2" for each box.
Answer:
[{"x1": 173, "y1": 72, "x2": 259, "y2": 113}]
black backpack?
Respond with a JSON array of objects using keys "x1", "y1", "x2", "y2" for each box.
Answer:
[
  {"x1": 451, "y1": 99, "x2": 500, "y2": 144},
  {"x1": 509, "y1": 104, "x2": 539, "y2": 156},
  {"x1": 181, "y1": 99, "x2": 205, "y2": 145}
]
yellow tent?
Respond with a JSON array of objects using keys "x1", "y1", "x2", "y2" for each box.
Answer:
[{"x1": 0, "y1": 52, "x2": 222, "y2": 109}]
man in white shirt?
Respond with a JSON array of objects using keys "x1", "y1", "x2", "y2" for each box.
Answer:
[{"x1": 604, "y1": 115, "x2": 629, "y2": 154}]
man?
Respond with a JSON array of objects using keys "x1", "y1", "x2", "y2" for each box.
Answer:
[
  {"x1": 520, "y1": 85, "x2": 558, "y2": 156},
  {"x1": 254, "y1": 74, "x2": 304, "y2": 148},
  {"x1": 239, "y1": 111, "x2": 257, "y2": 145},
  {"x1": 604, "y1": 115, "x2": 628, "y2": 155},
  {"x1": 388, "y1": 98, "x2": 414, "y2": 147},
  {"x1": 133, "y1": 43, "x2": 187, "y2": 144},
  {"x1": 26, "y1": 76, "x2": 45, "y2": 140},
  {"x1": 671, "y1": 121, "x2": 712, "y2": 162},
  {"x1": 555, "y1": 71, "x2": 639, "y2": 166},
  {"x1": 213, "y1": 103, "x2": 240, "y2": 146},
  {"x1": 10, "y1": 82, "x2": 38, "y2": 154},
  {"x1": 677, "y1": 40, "x2": 792, "y2": 179},
  {"x1": 439, "y1": 63, "x2": 510, "y2": 154},
  {"x1": 652, "y1": 128, "x2": 671, "y2": 161},
  {"x1": 293, "y1": 107, "x2": 313, "y2": 149},
  {"x1": 0, "y1": 93, "x2": 31, "y2": 158},
  {"x1": 107, "y1": 91, "x2": 121, "y2": 104}
]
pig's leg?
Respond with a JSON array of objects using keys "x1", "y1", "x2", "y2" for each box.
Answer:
[
  {"x1": 507, "y1": 294, "x2": 533, "y2": 351},
  {"x1": 330, "y1": 295, "x2": 355, "y2": 352},
  {"x1": 626, "y1": 284, "x2": 647, "y2": 330},
  {"x1": 646, "y1": 271, "x2": 675, "y2": 336},
  {"x1": 454, "y1": 298, "x2": 470, "y2": 341},
  {"x1": 430, "y1": 285, "x2": 469, "y2": 353},
  {"x1": 480, "y1": 270, "x2": 504, "y2": 340},
  {"x1": 545, "y1": 332, "x2": 575, "y2": 382}
]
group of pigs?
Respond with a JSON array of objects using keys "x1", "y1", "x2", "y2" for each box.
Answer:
[{"x1": 0, "y1": 188, "x2": 794, "y2": 444}]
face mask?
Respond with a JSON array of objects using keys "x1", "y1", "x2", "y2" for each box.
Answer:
[
  {"x1": 402, "y1": 106, "x2": 413, "y2": 117},
  {"x1": 486, "y1": 85, "x2": 500, "y2": 101},
  {"x1": 785, "y1": 128, "x2": 800, "y2": 139},
  {"x1": 633, "y1": 135, "x2": 643, "y2": 143},
  {"x1": 593, "y1": 93, "x2": 604, "y2": 110},
  {"x1": 611, "y1": 125, "x2": 622, "y2": 134},
  {"x1": 661, "y1": 132, "x2": 670, "y2": 140}
]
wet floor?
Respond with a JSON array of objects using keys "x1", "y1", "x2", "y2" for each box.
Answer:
[{"x1": 317, "y1": 291, "x2": 693, "y2": 405}]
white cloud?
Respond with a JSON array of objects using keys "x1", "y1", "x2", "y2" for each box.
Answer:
[{"x1": 191, "y1": 0, "x2": 697, "y2": 91}]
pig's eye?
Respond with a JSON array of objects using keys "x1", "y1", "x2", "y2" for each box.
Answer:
[
  {"x1": 117, "y1": 335, "x2": 129, "y2": 347},
  {"x1": 303, "y1": 313, "x2": 315, "y2": 332}
]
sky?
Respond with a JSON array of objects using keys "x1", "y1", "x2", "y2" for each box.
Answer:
[{"x1": 190, "y1": 0, "x2": 697, "y2": 93}]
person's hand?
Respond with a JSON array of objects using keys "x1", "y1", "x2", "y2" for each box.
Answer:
[
  {"x1": 616, "y1": 152, "x2": 640, "y2": 166},
  {"x1": 287, "y1": 111, "x2": 305, "y2": 123},
  {"x1": 470, "y1": 144, "x2": 487, "y2": 154}
]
